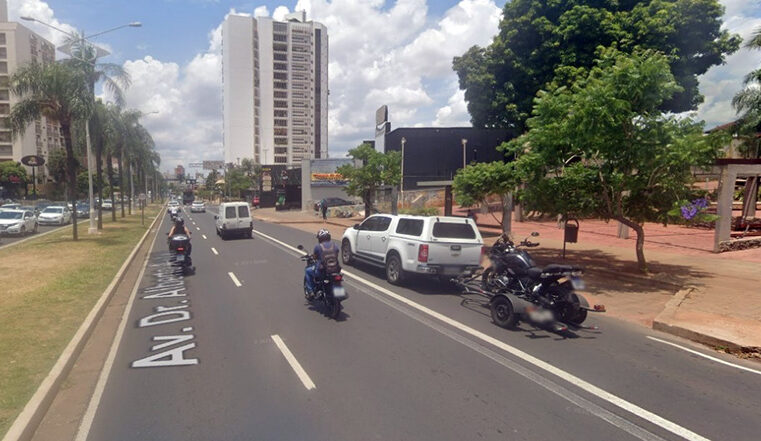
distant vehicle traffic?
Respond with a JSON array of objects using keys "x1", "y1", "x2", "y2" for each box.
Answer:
[
  {"x1": 341, "y1": 214, "x2": 484, "y2": 285},
  {"x1": 101, "y1": 199, "x2": 113, "y2": 210},
  {"x1": 182, "y1": 190, "x2": 194, "y2": 205},
  {"x1": 76, "y1": 203, "x2": 89, "y2": 218},
  {"x1": 190, "y1": 201, "x2": 205, "y2": 213},
  {"x1": 38, "y1": 206, "x2": 72, "y2": 225},
  {"x1": 167, "y1": 200, "x2": 180, "y2": 213},
  {"x1": 0, "y1": 210, "x2": 38, "y2": 235}
]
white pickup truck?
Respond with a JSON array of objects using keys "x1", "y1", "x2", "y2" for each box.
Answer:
[{"x1": 340, "y1": 214, "x2": 484, "y2": 285}]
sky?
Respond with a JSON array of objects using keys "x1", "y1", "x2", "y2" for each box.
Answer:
[{"x1": 5, "y1": 0, "x2": 761, "y2": 172}]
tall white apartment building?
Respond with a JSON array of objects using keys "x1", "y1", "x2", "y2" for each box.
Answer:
[
  {"x1": 223, "y1": 11, "x2": 328, "y2": 166},
  {"x1": 0, "y1": 1, "x2": 62, "y2": 181}
]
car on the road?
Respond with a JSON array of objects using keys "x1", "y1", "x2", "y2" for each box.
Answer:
[
  {"x1": 0, "y1": 203, "x2": 22, "y2": 211},
  {"x1": 19, "y1": 205, "x2": 40, "y2": 217},
  {"x1": 190, "y1": 201, "x2": 205, "y2": 213},
  {"x1": 167, "y1": 200, "x2": 180, "y2": 213},
  {"x1": 215, "y1": 202, "x2": 253, "y2": 239},
  {"x1": 340, "y1": 214, "x2": 484, "y2": 285},
  {"x1": 101, "y1": 199, "x2": 113, "y2": 210},
  {"x1": 76, "y1": 203, "x2": 90, "y2": 218},
  {"x1": 0, "y1": 209, "x2": 38, "y2": 235},
  {"x1": 313, "y1": 197, "x2": 355, "y2": 211},
  {"x1": 38, "y1": 206, "x2": 72, "y2": 225}
]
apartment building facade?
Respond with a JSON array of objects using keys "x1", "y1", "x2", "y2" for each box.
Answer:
[
  {"x1": 0, "y1": 2, "x2": 62, "y2": 182},
  {"x1": 223, "y1": 11, "x2": 328, "y2": 167}
]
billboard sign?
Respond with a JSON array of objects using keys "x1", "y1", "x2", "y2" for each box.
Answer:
[
  {"x1": 309, "y1": 158, "x2": 353, "y2": 186},
  {"x1": 202, "y1": 160, "x2": 224, "y2": 170}
]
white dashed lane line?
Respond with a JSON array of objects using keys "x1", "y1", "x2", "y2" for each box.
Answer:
[
  {"x1": 271, "y1": 335, "x2": 316, "y2": 390},
  {"x1": 211, "y1": 247, "x2": 219, "y2": 256},
  {"x1": 228, "y1": 272, "x2": 242, "y2": 287},
  {"x1": 202, "y1": 234, "x2": 207, "y2": 240}
]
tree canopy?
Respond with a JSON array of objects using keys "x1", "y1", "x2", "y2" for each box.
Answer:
[
  {"x1": 508, "y1": 47, "x2": 726, "y2": 272},
  {"x1": 453, "y1": 0, "x2": 741, "y2": 131},
  {"x1": 336, "y1": 143, "x2": 400, "y2": 216},
  {"x1": 453, "y1": 161, "x2": 517, "y2": 232},
  {"x1": 731, "y1": 26, "x2": 761, "y2": 158}
]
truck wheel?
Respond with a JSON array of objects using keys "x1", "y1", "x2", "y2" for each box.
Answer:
[
  {"x1": 385, "y1": 253, "x2": 405, "y2": 285},
  {"x1": 341, "y1": 239, "x2": 354, "y2": 265},
  {"x1": 490, "y1": 296, "x2": 517, "y2": 328}
]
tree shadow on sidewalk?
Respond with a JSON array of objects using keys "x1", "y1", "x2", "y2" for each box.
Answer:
[{"x1": 528, "y1": 247, "x2": 710, "y2": 295}]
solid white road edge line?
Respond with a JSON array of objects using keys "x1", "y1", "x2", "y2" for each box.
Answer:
[
  {"x1": 271, "y1": 335, "x2": 316, "y2": 390},
  {"x1": 253, "y1": 228, "x2": 711, "y2": 441},
  {"x1": 72, "y1": 214, "x2": 164, "y2": 441},
  {"x1": 646, "y1": 336, "x2": 761, "y2": 376},
  {"x1": 211, "y1": 247, "x2": 219, "y2": 256},
  {"x1": 228, "y1": 272, "x2": 242, "y2": 287}
]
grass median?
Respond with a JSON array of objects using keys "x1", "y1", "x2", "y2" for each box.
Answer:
[{"x1": 0, "y1": 204, "x2": 161, "y2": 437}]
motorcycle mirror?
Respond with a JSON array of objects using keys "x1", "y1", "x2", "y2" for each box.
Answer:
[
  {"x1": 297, "y1": 244, "x2": 304, "y2": 250},
  {"x1": 531, "y1": 232, "x2": 539, "y2": 237}
]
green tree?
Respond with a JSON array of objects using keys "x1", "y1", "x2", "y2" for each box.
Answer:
[
  {"x1": 510, "y1": 48, "x2": 725, "y2": 272},
  {"x1": 225, "y1": 166, "x2": 251, "y2": 199},
  {"x1": 453, "y1": 161, "x2": 518, "y2": 233},
  {"x1": 0, "y1": 161, "x2": 27, "y2": 197},
  {"x1": 454, "y1": 0, "x2": 741, "y2": 131},
  {"x1": 10, "y1": 62, "x2": 92, "y2": 240},
  {"x1": 336, "y1": 143, "x2": 401, "y2": 217},
  {"x1": 732, "y1": 26, "x2": 761, "y2": 158}
]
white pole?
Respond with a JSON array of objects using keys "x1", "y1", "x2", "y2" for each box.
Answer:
[
  {"x1": 461, "y1": 138, "x2": 468, "y2": 168},
  {"x1": 400, "y1": 137, "x2": 406, "y2": 207},
  {"x1": 85, "y1": 119, "x2": 97, "y2": 234}
]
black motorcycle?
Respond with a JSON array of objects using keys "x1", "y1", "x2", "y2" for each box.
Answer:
[
  {"x1": 481, "y1": 233, "x2": 603, "y2": 326},
  {"x1": 168, "y1": 233, "x2": 194, "y2": 274},
  {"x1": 298, "y1": 245, "x2": 347, "y2": 319}
]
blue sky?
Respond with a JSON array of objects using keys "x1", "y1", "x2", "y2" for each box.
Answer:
[{"x1": 7, "y1": 0, "x2": 761, "y2": 171}]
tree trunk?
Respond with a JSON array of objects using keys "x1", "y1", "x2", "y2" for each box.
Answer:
[
  {"x1": 61, "y1": 122, "x2": 78, "y2": 240},
  {"x1": 118, "y1": 151, "x2": 125, "y2": 218},
  {"x1": 616, "y1": 216, "x2": 647, "y2": 273},
  {"x1": 107, "y1": 152, "x2": 116, "y2": 222},
  {"x1": 95, "y1": 139, "x2": 103, "y2": 230},
  {"x1": 501, "y1": 192, "x2": 513, "y2": 234},
  {"x1": 127, "y1": 159, "x2": 133, "y2": 215}
]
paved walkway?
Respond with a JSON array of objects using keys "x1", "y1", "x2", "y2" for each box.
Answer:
[{"x1": 252, "y1": 207, "x2": 761, "y2": 354}]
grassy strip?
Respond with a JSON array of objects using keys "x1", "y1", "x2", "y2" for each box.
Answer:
[{"x1": 0, "y1": 205, "x2": 161, "y2": 437}]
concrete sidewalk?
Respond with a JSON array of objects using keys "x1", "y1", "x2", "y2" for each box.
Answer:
[{"x1": 253, "y1": 207, "x2": 761, "y2": 356}]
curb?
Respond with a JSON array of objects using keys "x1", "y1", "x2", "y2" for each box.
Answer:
[
  {"x1": 1, "y1": 209, "x2": 163, "y2": 441},
  {"x1": 652, "y1": 288, "x2": 761, "y2": 354}
]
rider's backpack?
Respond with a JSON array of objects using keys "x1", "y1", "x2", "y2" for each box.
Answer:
[{"x1": 319, "y1": 242, "x2": 340, "y2": 274}]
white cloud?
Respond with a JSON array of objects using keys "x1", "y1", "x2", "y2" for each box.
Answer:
[
  {"x1": 433, "y1": 86, "x2": 469, "y2": 126},
  {"x1": 695, "y1": 1, "x2": 761, "y2": 129},
  {"x1": 254, "y1": 6, "x2": 269, "y2": 18},
  {"x1": 272, "y1": 6, "x2": 290, "y2": 21},
  {"x1": 7, "y1": 0, "x2": 76, "y2": 46}
]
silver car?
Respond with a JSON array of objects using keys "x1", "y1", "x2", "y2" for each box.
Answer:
[
  {"x1": 190, "y1": 201, "x2": 205, "y2": 213},
  {"x1": 38, "y1": 206, "x2": 72, "y2": 225},
  {"x1": 0, "y1": 209, "x2": 38, "y2": 235}
]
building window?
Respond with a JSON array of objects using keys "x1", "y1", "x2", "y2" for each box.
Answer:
[
  {"x1": 274, "y1": 110, "x2": 287, "y2": 118},
  {"x1": 274, "y1": 156, "x2": 288, "y2": 164},
  {"x1": 274, "y1": 62, "x2": 288, "y2": 71},
  {"x1": 274, "y1": 100, "x2": 288, "y2": 108},
  {"x1": 0, "y1": 117, "x2": 9, "y2": 129},
  {"x1": 275, "y1": 147, "x2": 288, "y2": 154},
  {"x1": 0, "y1": 144, "x2": 11, "y2": 156},
  {"x1": 273, "y1": 34, "x2": 287, "y2": 42},
  {"x1": 274, "y1": 119, "x2": 288, "y2": 127},
  {"x1": 0, "y1": 48, "x2": 6, "y2": 59},
  {"x1": 274, "y1": 128, "x2": 288, "y2": 136},
  {"x1": 0, "y1": 131, "x2": 10, "y2": 142},
  {"x1": 274, "y1": 72, "x2": 287, "y2": 80},
  {"x1": 0, "y1": 90, "x2": 8, "y2": 101},
  {"x1": 274, "y1": 91, "x2": 288, "y2": 98},
  {"x1": 274, "y1": 53, "x2": 287, "y2": 61},
  {"x1": 273, "y1": 43, "x2": 288, "y2": 52},
  {"x1": 273, "y1": 81, "x2": 288, "y2": 89},
  {"x1": 0, "y1": 76, "x2": 9, "y2": 87},
  {"x1": 0, "y1": 62, "x2": 7, "y2": 74},
  {"x1": 273, "y1": 22, "x2": 288, "y2": 33},
  {"x1": 274, "y1": 137, "x2": 288, "y2": 145},
  {"x1": 0, "y1": 103, "x2": 9, "y2": 114},
  {"x1": 0, "y1": 34, "x2": 5, "y2": 45}
]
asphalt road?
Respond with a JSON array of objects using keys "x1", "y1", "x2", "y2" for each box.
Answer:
[{"x1": 78, "y1": 206, "x2": 761, "y2": 441}]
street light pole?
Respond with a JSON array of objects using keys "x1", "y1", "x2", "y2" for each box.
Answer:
[
  {"x1": 21, "y1": 17, "x2": 141, "y2": 232},
  {"x1": 461, "y1": 138, "x2": 468, "y2": 169},
  {"x1": 400, "y1": 137, "x2": 406, "y2": 208}
]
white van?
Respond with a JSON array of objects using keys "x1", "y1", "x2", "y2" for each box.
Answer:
[{"x1": 215, "y1": 202, "x2": 253, "y2": 239}]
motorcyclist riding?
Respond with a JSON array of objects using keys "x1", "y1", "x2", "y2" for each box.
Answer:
[
  {"x1": 304, "y1": 229, "x2": 340, "y2": 299},
  {"x1": 167, "y1": 217, "x2": 192, "y2": 265}
]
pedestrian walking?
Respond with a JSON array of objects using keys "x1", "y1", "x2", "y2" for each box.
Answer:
[{"x1": 321, "y1": 198, "x2": 328, "y2": 221}]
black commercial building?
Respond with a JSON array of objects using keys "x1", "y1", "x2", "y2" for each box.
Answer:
[{"x1": 383, "y1": 127, "x2": 517, "y2": 190}]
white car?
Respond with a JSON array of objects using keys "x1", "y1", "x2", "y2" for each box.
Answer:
[
  {"x1": 101, "y1": 199, "x2": 113, "y2": 210},
  {"x1": 190, "y1": 201, "x2": 206, "y2": 213},
  {"x1": 0, "y1": 209, "x2": 38, "y2": 235},
  {"x1": 167, "y1": 200, "x2": 180, "y2": 213},
  {"x1": 38, "y1": 206, "x2": 72, "y2": 225},
  {"x1": 341, "y1": 214, "x2": 484, "y2": 285},
  {"x1": 215, "y1": 202, "x2": 252, "y2": 239}
]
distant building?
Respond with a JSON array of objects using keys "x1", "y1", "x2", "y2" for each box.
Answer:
[
  {"x1": 222, "y1": 11, "x2": 328, "y2": 167},
  {"x1": 175, "y1": 165, "x2": 185, "y2": 181},
  {"x1": 0, "y1": 0, "x2": 62, "y2": 182}
]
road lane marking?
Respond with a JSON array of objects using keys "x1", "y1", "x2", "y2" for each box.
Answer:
[
  {"x1": 75, "y1": 210, "x2": 165, "y2": 441},
  {"x1": 195, "y1": 227, "x2": 200, "y2": 231},
  {"x1": 202, "y1": 234, "x2": 207, "y2": 239},
  {"x1": 211, "y1": 247, "x2": 219, "y2": 256},
  {"x1": 228, "y1": 272, "x2": 242, "y2": 287},
  {"x1": 253, "y1": 228, "x2": 710, "y2": 441},
  {"x1": 647, "y1": 336, "x2": 761, "y2": 376},
  {"x1": 271, "y1": 335, "x2": 316, "y2": 390}
]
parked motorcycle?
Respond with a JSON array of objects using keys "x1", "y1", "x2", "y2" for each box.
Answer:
[
  {"x1": 481, "y1": 232, "x2": 604, "y2": 327},
  {"x1": 298, "y1": 244, "x2": 348, "y2": 319},
  {"x1": 168, "y1": 233, "x2": 194, "y2": 274}
]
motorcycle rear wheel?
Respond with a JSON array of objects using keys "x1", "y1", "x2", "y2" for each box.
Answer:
[
  {"x1": 490, "y1": 296, "x2": 517, "y2": 328},
  {"x1": 559, "y1": 292, "x2": 587, "y2": 325},
  {"x1": 326, "y1": 297, "x2": 341, "y2": 319}
]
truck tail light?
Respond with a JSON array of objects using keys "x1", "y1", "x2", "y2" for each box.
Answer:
[{"x1": 418, "y1": 244, "x2": 429, "y2": 263}]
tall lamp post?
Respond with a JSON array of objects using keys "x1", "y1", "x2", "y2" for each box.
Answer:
[
  {"x1": 461, "y1": 138, "x2": 468, "y2": 169},
  {"x1": 400, "y1": 137, "x2": 406, "y2": 208},
  {"x1": 21, "y1": 17, "x2": 141, "y2": 233}
]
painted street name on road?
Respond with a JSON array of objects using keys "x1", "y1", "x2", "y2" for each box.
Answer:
[{"x1": 132, "y1": 253, "x2": 199, "y2": 368}]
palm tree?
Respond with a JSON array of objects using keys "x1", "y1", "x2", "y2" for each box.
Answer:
[{"x1": 10, "y1": 62, "x2": 92, "y2": 240}]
